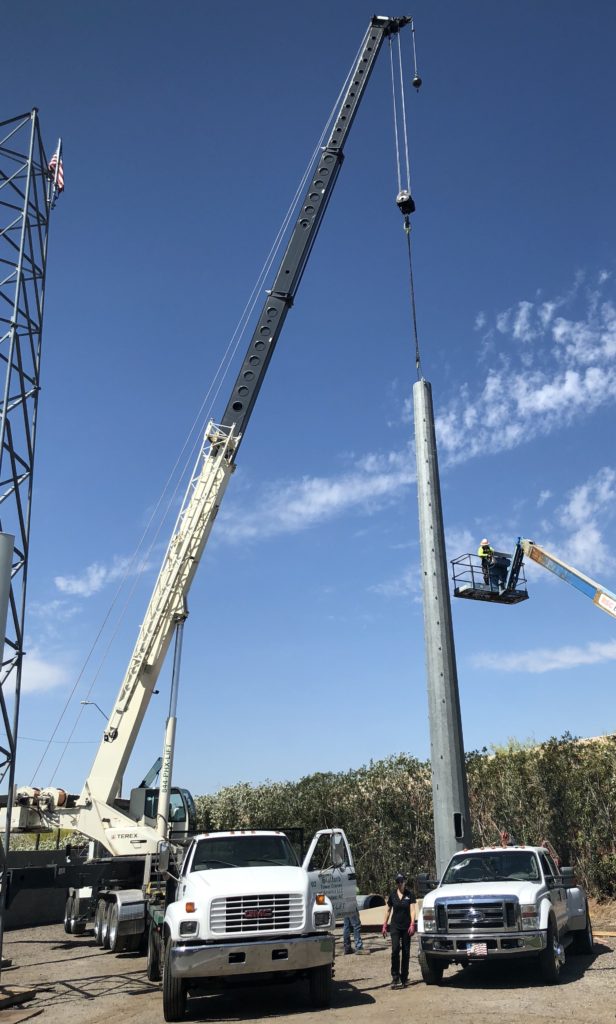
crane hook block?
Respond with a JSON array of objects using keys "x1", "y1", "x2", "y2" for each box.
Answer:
[
  {"x1": 412, "y1": 75, "x2": 423, "y2": 91},
  {"x1": 396, "y1": 189, "x2": 416, "y2": 216}
]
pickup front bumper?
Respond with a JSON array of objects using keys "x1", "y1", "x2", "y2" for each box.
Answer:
[
  {"x1": 171, "y1": 934, "x2": 334, "y2": 979},
  {"x1": 420, "y1": 930, "x2": 547, "y2": 958}
]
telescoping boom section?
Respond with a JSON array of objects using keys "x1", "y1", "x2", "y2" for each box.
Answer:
[{"x1": 452, "y1": 537, "x2": 616, "y2": 620}]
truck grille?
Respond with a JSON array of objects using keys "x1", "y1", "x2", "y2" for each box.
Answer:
[
  {"x1": 210, "y1": 893, "x2": 304, "y2": 934},
  {"x1": 436, "y1": 898, "x2": 518, "y2": 933}
]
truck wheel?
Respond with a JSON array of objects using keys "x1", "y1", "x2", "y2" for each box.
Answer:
[
  {"x1": 308, "y1": 964, "x2": 332, "y2": 1008},
  {"x1": 163, "y1": 940, "x2": 186, "y2": 1022},
  {"x1": 108, "y1": 901, "x2": 127, "y2": 953},
  {"x1": 63, "y1": 895, "x2": 74, "y2": 934},
  {"x1": 538, "y1": 918, "x2": 563, "y2": 983},
  {"x1": 94, "y1": 899, "x2": 106, "y2": 946},
  {"x1": 571, "y1": 905, "x2": 594, "y2": 954},
  {"x1": 147, "y1": 924, "x2": 162, "y2": 982},
  {"x1": 418, "y1": 951, "x2": 444, "y2": 985},
  {"x1": 101, "y1": 901, "x2": 112, "y2": 949},
  {"x1": 64, "y1": 893, "x2": 86, "y2": 936}
]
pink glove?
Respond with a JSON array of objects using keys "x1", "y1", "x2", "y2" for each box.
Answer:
[
  {"x1": 408, "y1": 921, "x2": 416, "y2": 936},
  {"x1": 381, "y1": 924, "x2": 388, "y2": 938}
]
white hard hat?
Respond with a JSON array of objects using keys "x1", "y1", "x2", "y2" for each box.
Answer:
[{"x1": 481, "y1": 538, "x2": 489, "y2": 545}]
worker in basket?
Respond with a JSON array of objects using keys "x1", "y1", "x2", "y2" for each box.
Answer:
[{"x1": 477, "y1": 538, "x2": 494, "y2": 585}]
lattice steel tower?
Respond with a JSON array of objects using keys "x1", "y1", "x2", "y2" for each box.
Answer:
[{"x1": 0, "y1": 110, "x2": 59, "y2": 815}]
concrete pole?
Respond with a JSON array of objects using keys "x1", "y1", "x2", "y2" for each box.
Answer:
[{"x1": 413, "y1": 380, "x2": 471, "y2": 879}]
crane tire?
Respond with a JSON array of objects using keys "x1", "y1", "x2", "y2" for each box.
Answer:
[
  {"x1": 63, "y1": 895, "x2": 74, "y2": 934},
  {"x1": 147, "y1": 924, "x2": 162, "y2": 982}
]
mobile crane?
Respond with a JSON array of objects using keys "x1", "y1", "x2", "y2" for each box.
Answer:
[
  {"x1": 452, "y1": 538, "x2": 616, "y2": 619},
  {"x1": 3, "y1": 14, "x2": 414, "y2": 1010}
]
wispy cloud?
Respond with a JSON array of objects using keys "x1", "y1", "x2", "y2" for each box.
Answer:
[
  {"x1": 55, "y1": 554, "x2": 155, "y2": 598},
  {"x1": 537, "y1": 489, "x2": 552, "y2": 508},
  {"x1": 553, "y1": 467, "x2": 616, "y2": 575},
  {"x1": 218, "y1": 450, "x2": 415, "y2": 543},
  {"x1": 20, "y1": 651, "x2": 71, "y2": 693},
  {"x1": 435, "y1": 273, "x2": 616, "y2": 464},
  {"x1": 370, "y1": 564, "x2": 421, "y2": 599},
  {"x1": 472, "y1": 638, "x2": 616, "y2": 674}
]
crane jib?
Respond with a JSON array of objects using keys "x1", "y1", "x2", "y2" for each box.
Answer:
[{"x1": 220, "y1": 16, "x2": 412, "y2": 447}]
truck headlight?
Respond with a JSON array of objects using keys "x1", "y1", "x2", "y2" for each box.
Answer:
[
  {"x1": 422, "y1": 908, "x2": 436, "y2": 933},
  {"x1": 520, "y1": 905, "x2": 539, "y2": 930},
  {"x1": 314, "y1": 910, "x2": 331, "y2": 928},
  {"x1": 179, "y1": 920, "x2": 199, "y2": 937}
]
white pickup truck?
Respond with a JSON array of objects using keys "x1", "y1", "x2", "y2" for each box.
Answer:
[
  {"x1": 417, "y1": 845, "x2": 593, "y2": 985},
  {"x1": 159, "y1": 828, "x2": 357, "y2": 1021}
]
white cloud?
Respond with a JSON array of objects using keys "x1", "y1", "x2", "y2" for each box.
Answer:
[
  {"x1": 512, "y1": 300, "x2": 536, "y2": 342},
  {"x1": 55, "y1": 554, "x2": 155, "y2": 598},
  {"x1": 537, "y1": 489, "x2": 552, "y2": 508},
  {"x1": 472, "y1": 638, "x2": 616, "y2": 674},
  {"x1": 474, "y1": 311, "x2": 486, "y2": 331},
  {"x1": 29, "y1": 599, "x2": 81, "y2": 622},
  {"x1": 21, "y1": 651, "x2": 71, "y2": 693},
  {"x1": 370, "y1": 564, "x2": 421, "y2": 599},
  {"x1": 218, "y1": 452, "x2": 415, "y2": 543},
  {"x1": 434, "y1": 274, "x2": 616, "y2": 465},
  {"x1": 555, "y1": 467, "x2": 616, "y2": 575}
]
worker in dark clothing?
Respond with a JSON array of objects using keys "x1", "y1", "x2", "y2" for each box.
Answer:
[{"x1": 382, "y1": 872, "x2": 416, "y2": 989}]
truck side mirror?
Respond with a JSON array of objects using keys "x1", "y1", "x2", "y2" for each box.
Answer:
[
  {"x1": 560, "y1": 866, "x2": 576, "y2": 888},
  {"x1": 158, "y1": 841, "x2": 170, "y2": 874}
]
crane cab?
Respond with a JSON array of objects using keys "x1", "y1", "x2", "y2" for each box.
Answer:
[
  {"x1": 451, "y1": 549, "x2": 529, "y2": 605},
  {"x1": 127, "y1": 785, "x2": 197, "y2": 837}
]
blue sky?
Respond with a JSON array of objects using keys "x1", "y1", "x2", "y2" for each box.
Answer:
[{"x1": 3, "y1": 0, "x2": 616, "y2": 798}]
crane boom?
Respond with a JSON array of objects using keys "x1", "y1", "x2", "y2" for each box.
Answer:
[
  {"x1": 519, "y1": 539, "x2": 616, "y2": 619},
  {"x1": 11, "y1": 16, "x2": 415, "y2": 857}
]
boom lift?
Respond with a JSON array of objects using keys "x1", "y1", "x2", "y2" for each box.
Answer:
[
  {"x1": 452, "y1": 538, "x2": 616, "y2": 620},
  {"x1": 3, "y1": 13, "x2": 414, "y2": 954}
]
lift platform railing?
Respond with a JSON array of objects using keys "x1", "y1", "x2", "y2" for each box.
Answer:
[{"x1": 451, "y1": 552, "x2": 529, "y2": 605}]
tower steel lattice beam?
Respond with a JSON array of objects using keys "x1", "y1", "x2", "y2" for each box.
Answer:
[{"x1": 0, "y1": 109, "x2": 56, "y2": 800}]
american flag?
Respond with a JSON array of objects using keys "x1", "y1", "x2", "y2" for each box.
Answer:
[{"x1": 48, "y1": 152, "x2": 64, "y2": 193}]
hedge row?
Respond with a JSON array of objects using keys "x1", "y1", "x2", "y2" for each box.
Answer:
[{"x1": 194, "y1": 734, "x2": 616, "y2": 898}]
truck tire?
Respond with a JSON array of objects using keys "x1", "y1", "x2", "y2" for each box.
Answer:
[
  {"x1": 63, "y1": 895, "x2": 74, "y2": 934},
  {"x1": 538, "y1": 918, "x2": 563, "y2": 983},
  {"x1": 308, "y1": 963, "x2": 332, "y2": 1008},
  {"x1": 107, "y1": 901, "x2": 121, "y2": 952},
  {"x1": 147, "y1": 924, "x2": 162, "y2": 982},
  {"x1": 418, "y1": 951, "x2": 444, "y2": 985},
  {"x1": 571, "y1": 905, "x2": 594, "y2": 954},
  {"x1": 94, "y1": 899, "x2": 106, "y2": 946},
  {"x1": 163, "y1": 940, "x2": 186, "y2": 1022},
  {"x1": 101, "y1": 901, "x2": 112, "y2": 949},
  {"x1": 107, "y1": 901, "x2": 129, "y2": 953},
  {"x1": 64, "y1": 893, "x2": 86, "y2": 936}
]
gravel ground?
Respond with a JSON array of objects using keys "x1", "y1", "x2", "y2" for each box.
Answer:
[{"x1": 1, "y1": 924, "x2": 614, "y2": 1024}]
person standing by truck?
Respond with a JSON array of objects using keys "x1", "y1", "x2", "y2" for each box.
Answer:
[{"x1": 382, "y1": 872, "x2": 416, "y2": 988}]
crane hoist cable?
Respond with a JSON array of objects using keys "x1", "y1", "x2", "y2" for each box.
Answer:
[
  {"x1": 389, "y1": 23, "x2": 423, "y2": 380},
  {"x1": 34, "y1": 36, "x2": 373, "y2": 788}
]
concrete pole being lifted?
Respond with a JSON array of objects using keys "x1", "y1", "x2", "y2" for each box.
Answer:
[{"x1": 413, "y1": 378, "x2": 471, "y2": 879}]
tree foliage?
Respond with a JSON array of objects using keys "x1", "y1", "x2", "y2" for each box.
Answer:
[{"x1": 195, "y1": 735, "x2": 616, "y2": 897}]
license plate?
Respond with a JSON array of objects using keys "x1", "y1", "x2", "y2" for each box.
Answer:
[{"x1": 467, "y1": 942, "x2": 488, "y2": 957}]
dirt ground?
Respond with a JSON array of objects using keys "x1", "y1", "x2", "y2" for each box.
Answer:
[{"x1": 1, "y1": 920, "x2": 614, "y2": 1024}]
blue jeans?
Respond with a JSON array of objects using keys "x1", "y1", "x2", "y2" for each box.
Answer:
[{"x1": 343, "y1": 911, "x2": 363, "y2": 951}]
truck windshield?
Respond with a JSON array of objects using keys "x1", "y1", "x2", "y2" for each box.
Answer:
[
  {"x1": 442, "y1": 851, "x2": 540, "y2": 884},
  {"x1": 191, "y1": 835, "x2": 299, "y2": 871}
]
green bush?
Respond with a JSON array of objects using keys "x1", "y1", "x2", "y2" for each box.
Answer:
[{"x1": 195, "y1": 734, "x2": 616, "y2": 898}]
